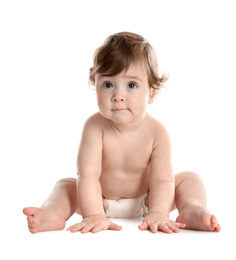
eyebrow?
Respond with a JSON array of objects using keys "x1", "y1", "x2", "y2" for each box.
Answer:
[
  {"x1": 122, "y1": 75, "x2": 145, "y2": 85},
  {"x1": 124, "y1": 75, "x2": 143, "y2": 82},
  {"x1": 96, "y1": 74, "x2": 144, "y2": 84}
]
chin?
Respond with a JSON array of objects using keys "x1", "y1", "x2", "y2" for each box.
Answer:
[{"x1": 111, "y1": 118, "x2": 130, "y2": 125}]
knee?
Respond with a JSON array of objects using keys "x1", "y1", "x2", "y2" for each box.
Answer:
[
  {"x1": 56, "y1": 177, "x2": 76, "y2": 187},
  {"x1": 175, "y1": 171, "x2": 202, "y2": 183}
]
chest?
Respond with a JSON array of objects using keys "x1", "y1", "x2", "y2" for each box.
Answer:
[{"x1": 102, "y1": 132, "x2": 153, "y2": 171}]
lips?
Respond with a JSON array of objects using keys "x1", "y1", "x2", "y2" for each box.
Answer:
[{"x1": 112, "y1": 108, "x2": 127, "y2": 111}]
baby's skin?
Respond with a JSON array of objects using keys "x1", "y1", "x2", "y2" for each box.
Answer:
[
  {"x1": 23, "y1": 191, "x2": 221, "y2": 234},
  {"x1": 23, "y1": 63, "x2": 221, "y2": 234}
]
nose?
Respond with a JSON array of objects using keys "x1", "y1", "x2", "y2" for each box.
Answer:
[
  {"x1": 111, "y1": 94, "x2": 125, "y2": 102},
  {"x1": 112, "y1": 96, "x2": 125, "y2": 102}
]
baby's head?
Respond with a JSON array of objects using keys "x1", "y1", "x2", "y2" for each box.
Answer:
[{"x1": 89, "y1": 32, "x2": 168, "y2": 93}]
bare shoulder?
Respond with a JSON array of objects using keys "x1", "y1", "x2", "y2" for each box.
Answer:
[
  {"x1": 78, "y1": 113, "x2": 107, "y2": 176},
  {"x1": 83, "y1": 112, "x2": 109, "y2": 132},
  {"x1": 84, "y1": 112, "x2": 105, "y2": 127},
  {"x1": 146, "y1": 113, "x2": 170, "y2": 142},
  {"x1": 79, "y1": 112, "x2": 106, "y2": 147}
]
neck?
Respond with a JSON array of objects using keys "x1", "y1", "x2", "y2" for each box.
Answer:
[{"x1": 108, "y1": 113, "x2": 148, "y2": 134}]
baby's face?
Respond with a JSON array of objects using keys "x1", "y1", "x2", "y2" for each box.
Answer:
[{"x1": 95, "y1": 63, "x2": 153, "y2": 126}]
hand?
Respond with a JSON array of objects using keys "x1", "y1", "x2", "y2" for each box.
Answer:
[
  {"x1": 138, "y1": 212, "x2": 185, "y2": 234},
  {"x1": 67, "y1": 214, "x2": 122, "y2": 234}
]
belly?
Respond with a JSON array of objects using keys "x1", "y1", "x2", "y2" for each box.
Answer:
[{"x1": 99, "y1": 168, "x2": 150, "y2": 199}]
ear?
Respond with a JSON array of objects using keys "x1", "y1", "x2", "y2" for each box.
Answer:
[{"x1": 148, "y1": 87, "x2": 158, "y2": 104}]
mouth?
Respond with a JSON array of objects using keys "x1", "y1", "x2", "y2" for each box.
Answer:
[{"x1": 112, "y1": 108, "x2": 128, "y2": 111}]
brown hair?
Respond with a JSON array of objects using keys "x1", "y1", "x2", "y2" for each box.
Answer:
[{"x1": 89, "y1": 32, "x2": 168, "y2": 92}]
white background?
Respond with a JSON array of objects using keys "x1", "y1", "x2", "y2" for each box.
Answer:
[{"x1": 1, "y1": 0, "x2": 235, "y2": 259}]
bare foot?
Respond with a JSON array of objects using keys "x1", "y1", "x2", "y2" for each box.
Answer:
[
  {"x1": 23, "y1": 207, "x2": 66, "y2": 233},
  {"x1": 176, "y1": 204, "x2": 221, "y2": 232}
]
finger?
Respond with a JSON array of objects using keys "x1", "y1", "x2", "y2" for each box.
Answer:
[
  {"x1": 176, "y1": 223, "x2": 186, "y2": 228},
  {"x1": 108, "y1": 223, "x2": 122, "y2": 231},
  {"x1": 167, "y1": 223, "x2": 180, "y2": 233},
  {"x1": 81, "y1": 224, "x2": 94, "y2": 234},
  {"x1": 72, "y1": 224, "x2": 86, "y2": 233},
  {"x1": 92, "y1": 225, "x2": 103, "y2": 233},
  {"x1": 66, "y1": 224, "x2": 76, "y2": 231},
  {"x1": 158, "y1": 223, "x2": 172, "y2": 234},
  {"x1": 149, "y1": 223, "x2": 158, "y2": 233},
  {"x1": 67, "y1": 223, "x2": 85, "y2": 232},
  {"x1": 138, "y1": 221, "x2": 148, "y2": 231},
  {"x1": 172, "y1": 220, "x2": 186, "y2": 228}
]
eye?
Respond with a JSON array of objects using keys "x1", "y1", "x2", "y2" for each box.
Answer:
[
  {"x1": 103, "y1": 82, "x2": 113, "y2": 89},
  {"x1": 127, "y1": 82, "x2": 137, "y2": 89}
]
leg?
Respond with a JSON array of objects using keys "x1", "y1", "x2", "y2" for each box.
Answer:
[
  {"x1": 173, "y1": 171, "x2": 221, "y2": 232},
  {"x1": 23, "y1": 178, "x2": 80, "y2": 233}
]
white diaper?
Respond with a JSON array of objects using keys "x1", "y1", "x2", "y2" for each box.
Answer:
[{"x1": 103, "y1": 193, "x2": 148, "y2": 219}]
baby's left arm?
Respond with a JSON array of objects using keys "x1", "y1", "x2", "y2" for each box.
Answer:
[
  {"x1": 139, "y1": 124, "x2": 185, "y2": 233},
  {"x1": 148, "y1": 125, "x2": 174, "y2": 216}
]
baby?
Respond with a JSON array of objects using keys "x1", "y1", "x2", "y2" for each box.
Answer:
[{"x1": 23, "y1": 32, "x2": 221, "y2": 234}]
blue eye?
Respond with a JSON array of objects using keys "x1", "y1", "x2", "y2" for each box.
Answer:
[
  {"x1": 127, "y1": 83, "x2": 137, "y2": 89},
  {"x1": 103, "y1": 82, "x2": 113, "y2": 88}
]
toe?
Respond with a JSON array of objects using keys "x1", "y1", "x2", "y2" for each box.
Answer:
[
  {"x1": 211, "y1": 215, "x2": 221, "y2": 232},
  {"x1": 29, "y1": 227, "x2": 38, "y2": 234},
  {"x1": 214, "y1": 224, "x2": 221, "y2": 232},
  {"x1": 23, "y1": 207, "x2": 36, "y2": 216},
  {"x1": 211, "y1": 215, "x2": 218, "y2": 226},
  {"x1": 27, "y1": 216, "x2": 35, "y2": 225},
  {"x1": 27, "y1": 216, "x2": 38, "y2": 231}
]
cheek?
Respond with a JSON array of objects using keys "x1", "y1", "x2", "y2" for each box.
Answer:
[
  {"x1": 140, "y1": 95, "x2": 150, "y2": 111},
  {"x1": 97, "y1": 94, "x2": 109, "y2": 110},
  {"x1": 97, "y1": 96, "x2": 104, "y2": 108},
  {"x1": 130, "y1": 94, "x2": 149, "y2": 112},
  {"x1": 138, "y1": 92, "x2": 150, "y2": 105}
]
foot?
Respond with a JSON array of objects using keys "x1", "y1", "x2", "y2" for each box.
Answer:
[
  {"x1": 23, "y1": 207, "x2": 66, "y2": 233},
  {"x1": 176, "y1": 204, "x2": 221, "y2": 232}
]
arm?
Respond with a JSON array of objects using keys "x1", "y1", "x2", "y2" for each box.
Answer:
[
  {"x1": 148, "y1": 126, "x2": 174, "y2": 216},
  {"x1": 139, "y1": 124, "x2": 185, "y2": 233},
  {"x1": 76, "y1": 116, "x2": 104, "y2": 217},
  {"x1": 67, "y1": 114, "x2": 121, "y2": 233}
]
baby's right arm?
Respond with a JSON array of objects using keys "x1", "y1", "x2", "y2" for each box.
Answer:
[
  {"x1": 67, "y1": 114, "x2": 122, "y2": 233},
  {"x1": 77, "y1": 115, "x2": 104, "y2": 217}
]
